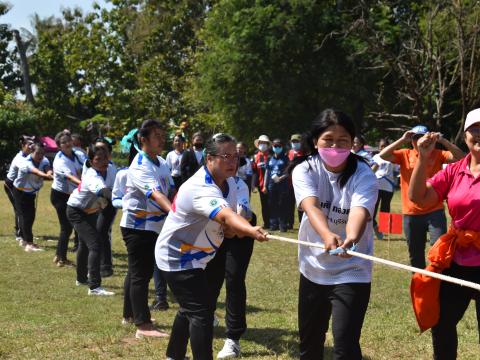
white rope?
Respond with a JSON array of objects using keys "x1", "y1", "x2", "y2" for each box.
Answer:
[{"x1": 267, "y1": 234, "x2": 480, "y2": 291}]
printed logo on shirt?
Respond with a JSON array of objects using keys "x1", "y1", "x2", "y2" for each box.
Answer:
[{"x1": 210, "y1": 199, "x2": 218, "y2": 207}]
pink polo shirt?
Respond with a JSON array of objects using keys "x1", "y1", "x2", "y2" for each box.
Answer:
[{"x1": 428, "y1": 153, "x2": 480, "y2": 266}]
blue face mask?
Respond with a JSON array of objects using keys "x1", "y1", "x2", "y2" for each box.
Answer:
[
  {"x1": 291, "y1": 142, "x2": 300, "y2": 151},
  {"x1": 272, "y1": 146, "x2": 283, "y2": 154}
]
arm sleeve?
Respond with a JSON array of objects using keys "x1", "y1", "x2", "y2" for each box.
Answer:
[
  {"x1": 427, "y1": 166, "x2": 450, "y2": 201},
  {"x1": 292, "y1": 160, "x2": 318, "y2": 208},
  {"x1": 192, "y1": 185, "x2": 230, "y2": 220},
  {"x1": 391, "y1": 149, "x2": 404, "y2": 165},
  {"x1": 441, "y1": 150, "x2": 451, "y2": 163},
  {"x1": 112, "y1": 171, "x2": 127, "y2": 201},
  {"x1": 351, "y1": 166, "x2": 379, "y2": 217},
  {"x1": 129, "y1": 164, "x2": 162, "y2": 198}
]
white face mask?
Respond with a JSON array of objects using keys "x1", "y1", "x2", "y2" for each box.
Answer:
[{"x1": 258, "y1": 144, "x2": 268, "y2": 152}]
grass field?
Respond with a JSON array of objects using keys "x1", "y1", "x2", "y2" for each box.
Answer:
[{"x1": 0, "y1": 183, "x2": 478, "y2": 359}]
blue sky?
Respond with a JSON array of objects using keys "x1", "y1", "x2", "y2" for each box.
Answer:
[{"x1": 2, "y1": 0, "x2": 108, "y2": 31}]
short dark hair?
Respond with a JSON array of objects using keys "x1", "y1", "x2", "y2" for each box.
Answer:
[
  {"x1": 54, "y1": 130, "x2": 71, "y2": 147},
  {"x1": 138, "y1": 119, "x2": 164, "y2": 144},
  {"x1": 205, "y1": 133, "x2": 236, "y2": 156}
]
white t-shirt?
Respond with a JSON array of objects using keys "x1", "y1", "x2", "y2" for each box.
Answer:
[
  {"x1": 13, "y1": 155, "x2": 50, "y2": 194},
  {"x1": 112, "y1": 167, "x2": 128, "y2": 209},
  {"x1": 372, "y1": 154, "x2": 395, "y2": 193},
  {"x1": 155, "y1": 166, "x2": 237, "y2": 272},
  {"x1": 51, "y1": 151, "x2": 84, "y2": 194},
  {"x1": 234, "y1": 176, "x2": 251, "y2": 219},
  {"x1": 165, "y1": 150, "x2": 184, "y2": 177},
  {"x1": 194, "y1": 149, "x2": 203, "y2": 164},
  {"x1": 67, "y1": 167, "x2": 109, "y2": 213},
  {"x1": 120, "y1": 152, "x2": 174, "y2": 233},
  {"x1": 292, "y1": 155, "x2": 378, "y2": 285},
  {"x1": 236, "y1": 157, "x2": 253, "y2": 182},
  {"x1": 6, "y1": 151, "x2": 28, "y2": 182}
]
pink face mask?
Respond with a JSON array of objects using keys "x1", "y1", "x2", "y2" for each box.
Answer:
[{"x1": 318, "y1": 148, "x2": 351, "y2": 168}]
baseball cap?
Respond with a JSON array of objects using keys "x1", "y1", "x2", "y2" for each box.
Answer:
[
  {"x1": 290, "y1": 134, "x2": 302, "y2": 142},
  {"x1": 464, "y1": 108, "x2": 480, "y2": 131},
  {"x1": 411, "y1": 125, "x2": 428, "y2": 135}
]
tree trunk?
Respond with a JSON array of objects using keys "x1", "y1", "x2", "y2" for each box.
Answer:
[{"x1": 12, "y1": 30, "x2": 35, "y2": 104}]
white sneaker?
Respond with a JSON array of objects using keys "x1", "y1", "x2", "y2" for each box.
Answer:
[
  {"x1": 25, "y1": 243, "x2": 44, "y2": 252},
  {"x1": 15, "y1": 236, "x2": 23, "y2": 242},
  {"x1": 88, "y1": 287, "x2": 115, "y2": 296},
  {"x1": 19, "y1": 240, "x2": 27, "y2": 247},
  {"x1": 76, "y1": 280, "x2": 88, "y2": 287},
  {"x1": 217, "y1": 339, "x2": 240, "y2": 359}
]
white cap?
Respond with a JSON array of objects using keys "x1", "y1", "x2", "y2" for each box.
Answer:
[
  {"x1": 464, "y1": 108, "x2": 480, "y2": 131},
  {"x1": 254, "y1": 135, "x2": 271, "y2": 148}
]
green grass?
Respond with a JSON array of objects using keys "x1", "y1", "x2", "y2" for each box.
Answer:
[{"x1": 0, "y1": 183, "x2": 478, "y2": 359}]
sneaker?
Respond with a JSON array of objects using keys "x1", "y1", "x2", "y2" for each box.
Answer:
[
  {"x1": 88, "y1": 287, "x2": 115, "y2": 296},
  {"x1": 213, "y1": 313, "x2": 220, "y2": 327},
  {"x1": 374, "y1": 225, "x2": 384, "y2": 240},
  {"x1": 57, "y1": 259, "x2": 75, "y2": 268},
  {"x1": 76, "y1": 280, "x2": 88, "y2": 286},
  {"x1": 19, "y1": 240, "x2": 27, "y2": 247},
  {"x1": 25, "y1": 243, "x2": 44, "y2": 252},
  {"x1": 15, "y1": 236, "x2": 23, "y2": 242},
  {"x1": 53, "y1": 255, "x2": 60, "y2": 264},
  {"x1": 217, "y1": 339, "x2": 241, "y2": 359},
  {"x1": 150, "y1": 298, "x2": 169, "y2": 311},
  {"x1": 122, "y1": 317, "x2": 133, "y2": 325}
]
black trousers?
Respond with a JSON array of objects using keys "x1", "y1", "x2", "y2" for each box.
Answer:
[
  {"x1": 205, "y1": 214, "x2": 256, "y2": 340},
  {"x1": 172, "y1": 175, "x2": 183, "y2": 192},
  {"x1": 66, "y1": 206, "x2": 102, "y2": 290},
  {"x1": 268, "y1": 182, "x2": 289, "y2": 230},
  {"x1": 258, "y1": 189, "x2": 270, "y2": 228},
  {"x1": 432, "y1": 262, "x2": 480, "y2": 360},
  {"x1": 163, "y1": 269, "x2": 214, "y2": 360},
  {"x1": 97, "y1": 203, "x2": 117, "y2": 271},
  {"x1": 4, "y1": 179, "x2": 22, "y2": 238},
  {"x1": 373, "y1": 189, "x2": 394, "y2": 227},
  {"x1": 51, "y1": 189, "x2": 74, "y2": 260},
  {"x1": 13, "y1": 188, "x2": 36, "y2": 243},
  {"x1": 121, "y1": 227, "x2": 157, "y2": 326},
  {"x1": 298, "y1": 274, "x2": 371, "y2": 360}
]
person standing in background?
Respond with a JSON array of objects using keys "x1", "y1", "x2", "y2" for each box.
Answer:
[
  {"x1": 287, "y1": 134, "x2": 304, "y2": 229},
  {"x1": 180, "y1": 132, "x2": 204, "y2": 183},
  {"x1": 379, "y1": 125, "x2": 464, "y2": 268},
  {"x1": 236, "y1": 142, "x2": 253, "y2": 195},
  {"x1": 371, "y1": 139, "x2": 395, "y2": 240},
  {"x1": 252, "y1": 135, "x2": 271, "y2": 229},
  {"x1": 165, "y1": 134, "x2": 185, "y2": 191},
  {"x1": 352, "y1": 135, "x2": 373, "y2": 165},
  {"x1": 264, "y1": 139, "x2": 290, "y2": 232},
  {"x1": 14, "y1": 143, "x2": 53, "y2": 251},
  {"x1": 4, "y1": 135, "x2": 34, "y2": 242}
]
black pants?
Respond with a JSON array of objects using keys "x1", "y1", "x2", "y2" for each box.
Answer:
[
  {"x1": 66, "y1": 206, "x2": 102, "y2": 290},
  {"x1": 153, "y1": 262, "x2": 168, "y2": 300},
  {"x1": 298, "y1": 274, "x2": 371, "y2": 360},
  {"x1": 268, "y1": 182, "x2": 289, "y2": 231},
  {"x1": 373, "y1": 189, "x2": 394, "y2": 227},
  {"x1": 97, "y1": 203, "x2": 117, "y2": 271},
  {"x1": 172, "y1": 175, "x2": 183, "y2": 192},
  {"x1": 4, "y1": 179, "x2": 22, "y2": 238},
  {"x1": 121, "y1": 227, "x2": 157, "y2": 326},
  {"x1": 51, "y1": 189, "x2": 74, "y2": 260},
  {"x1": 13, "y1": 188, "x2": 36, "y2": 243},
  {"x1": 205, "y1": 213, "x2": 256, "y2": 340},
  {"x1": 163, "y1": 269, "x2": 214, "y2": 360},
  {"x1": 432, "y1": 262, "x2": 480, "y2": 360},
  {"x1": 258, "y1": 188, "x2": 270, "y2": 228}
]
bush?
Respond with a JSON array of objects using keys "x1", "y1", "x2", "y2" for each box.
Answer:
[{"x1": 0, "y1": 101, "x2": 38, "y2": 178}]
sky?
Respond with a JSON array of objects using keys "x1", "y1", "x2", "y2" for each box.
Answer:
[{"x1": 2, "y1": 0, "x2": 108, "y2": 31}]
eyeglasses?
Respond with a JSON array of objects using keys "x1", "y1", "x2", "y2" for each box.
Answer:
[
  {"x1": 467, "y1": 127, "x2": 480, "y2": 136},
  {"x1": 211, "y1": 153, "x2": 240, "y2": 162}
]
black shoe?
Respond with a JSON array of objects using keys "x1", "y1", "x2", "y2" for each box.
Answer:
[
  {"x1": 150, "y1": 299, "x2": 169, "y2": 311},
  {"x1": 101, "y1": 269, "x2": 113, "y2": 278}
]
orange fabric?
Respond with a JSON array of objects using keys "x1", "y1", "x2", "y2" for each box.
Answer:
[
  {"x1": 410, "y1": 226, "x2": 480, "y2": 332},
  {"x1": 392, "y1": 148, "x2": 449, "y2": 215}
]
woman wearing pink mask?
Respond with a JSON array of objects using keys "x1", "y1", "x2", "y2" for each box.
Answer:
[{"x1": 291, "y1": 109, "x2": 378, "y2": 360}]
